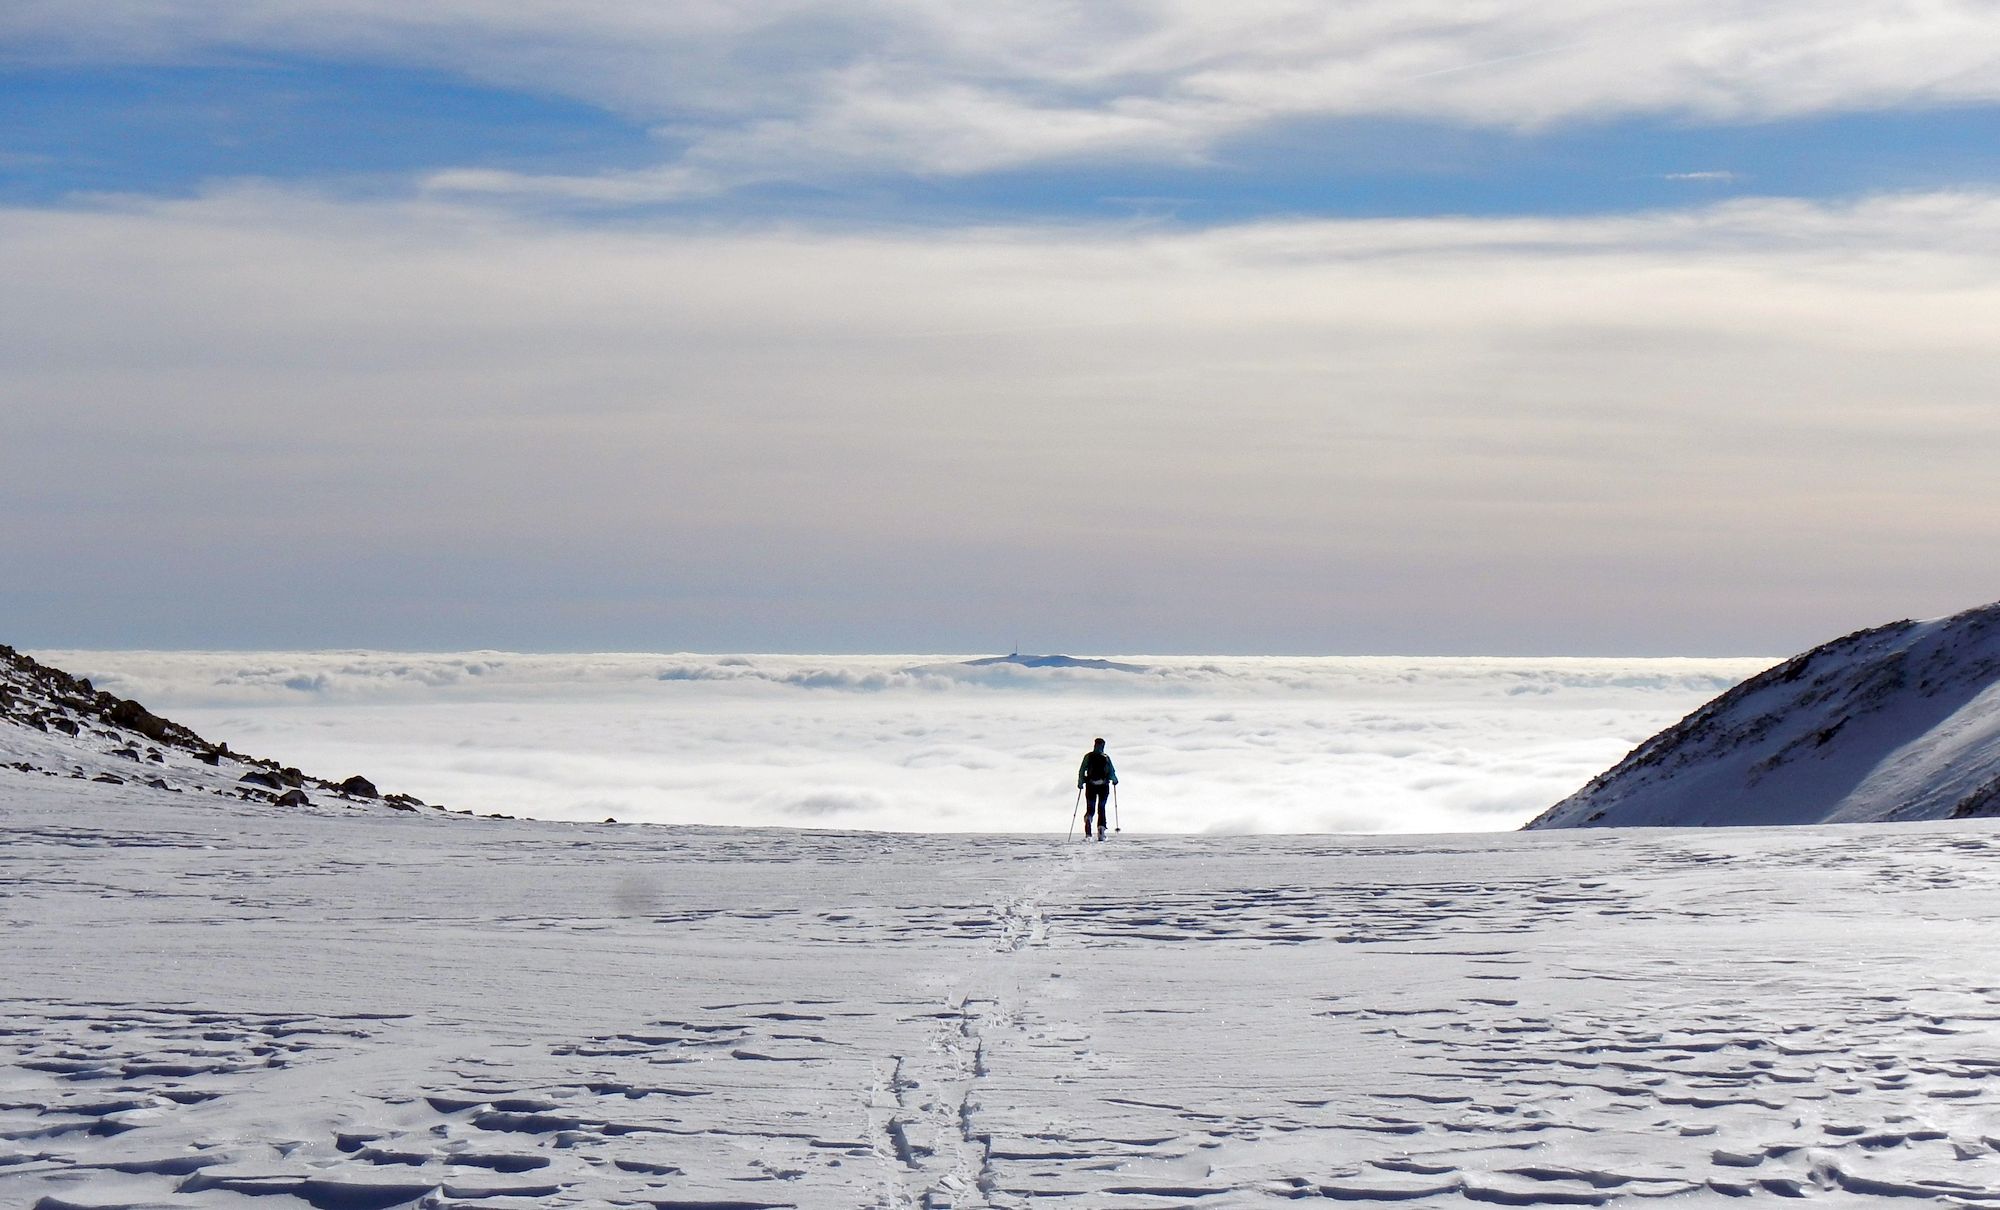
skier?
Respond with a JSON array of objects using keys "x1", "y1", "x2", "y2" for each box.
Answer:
[{"x1": 1077, "y1": 738, "x2": 1118, "y2": 840}]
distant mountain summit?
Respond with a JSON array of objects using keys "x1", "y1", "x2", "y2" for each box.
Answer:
[
  {"x1": 956, "y1": 653, "x2": 1149, "y2": 673},
  {"x1": 1528, "y1": 603, "x2": 2000, "y2": 829},
  {"x1": 895, "y1": 652, "x2": 1153, "y2": 678}
]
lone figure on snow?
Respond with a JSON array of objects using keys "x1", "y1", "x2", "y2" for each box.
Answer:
[{"x1": 1077, "y1": 738, "x2": 1118, "y2": 840}]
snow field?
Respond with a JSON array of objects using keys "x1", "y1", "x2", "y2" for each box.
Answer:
[{"x1": 7, "y1": 774, "x2": 2000, "y2": 1206}]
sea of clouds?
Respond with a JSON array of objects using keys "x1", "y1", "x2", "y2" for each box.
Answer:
[{"x1": 43, "y1": 651, "x2": 1775, "y2": 834}]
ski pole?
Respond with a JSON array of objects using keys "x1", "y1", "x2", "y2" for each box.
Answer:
[
  {"x1": 1113, "y1": 784, "x2": 1121, "y2": 833},
  {"x1": 1068, "y1": 786, "x2": 1081, "y2": 841}
]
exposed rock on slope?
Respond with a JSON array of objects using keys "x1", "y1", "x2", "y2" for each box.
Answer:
[
  {"x1": 0, "y1": 644, "x2": 449, "y2": 815},
  {"x1": 1527, "y1": 603, "x2": 2000, "y2": 829}
]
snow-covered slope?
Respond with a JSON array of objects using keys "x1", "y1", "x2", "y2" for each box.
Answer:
[
  {"x1": 11, "y1": 637, "x2": 2000, "y2": 1204},
  {"x1": 1528, "y1": 602, "x2": 2000, "y2": 829},
  {"x1": 0, "y1": 643, "x2": 451, "y2": 817},
  {"x1": 7, "y1": 774, "x2": 2000, "y2": 1206}
]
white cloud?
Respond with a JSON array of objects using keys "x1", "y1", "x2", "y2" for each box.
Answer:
[
  {"x1": 9, "y1": 2, "x2": 2000, "y2": 191},
  {"x1": 39, "y1": 650, "x2": 1764, "y2": 707},
  {"x1": 40, "y1": 649, "x2": 1775, "y2": 834}
]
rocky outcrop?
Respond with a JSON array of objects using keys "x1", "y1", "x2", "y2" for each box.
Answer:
[
  {"x1": 1, "y1": 644, "x2": 451, "y2": 818},
  {"x1": 1528, "y1": 603, "x2": 2000, "y2": 829},
  {"x1": 0, "y1": 644, "x2": 220, "y2": 756}
]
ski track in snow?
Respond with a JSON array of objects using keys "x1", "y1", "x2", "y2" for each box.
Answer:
[{"x1": 8, "y1": 777, "x2": 2000, "y2": 1206}]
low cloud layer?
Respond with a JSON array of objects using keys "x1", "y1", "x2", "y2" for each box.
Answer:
[{"x1": 47, "y1": 650, "x2": 1774, "y2": 834}]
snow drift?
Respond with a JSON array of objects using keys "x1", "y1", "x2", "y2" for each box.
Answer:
[{"x1": 1528, "y1": 602, "x2": 2000, "y2": 828}]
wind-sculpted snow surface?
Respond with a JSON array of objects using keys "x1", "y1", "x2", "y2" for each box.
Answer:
[
  {"x1": 8, "y1": 776, "x2": 2000, "y2": 1206},
  {"x1": 1531, "y1": 603, "x2": 2000, "y2": 829}
]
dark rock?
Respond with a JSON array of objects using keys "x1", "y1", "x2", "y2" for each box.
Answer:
[
  {"x1": 387, "y1": 801, "x2": 418, "y2": 813},
  {"x1": 604, "y1": 817, "x2": 618, "y2": 824},
  {"x1": 146, "y1": 750, "x2": 164, "y2": 763},
  {"x1": 239, "y1": 771, "x2": 283, "y2": 790},
  {"x1": 275, "y1": 788, "x2": 310, "y2": 807},
  {"x1": 50, "y1": 717, "x2": 79, "y2": 737},
  {"x1": 92, "y1": 773, "x2": 123, "y2": 785},
  {"x1": 338, "y1": 775, "x2": 379, "y2": 799},
  {"x1": 1951, "y1": 774, "x2": 2000, "y2": 818},
  {"x1": 147, "y1": 777, "x2": 170, "y2": 790},
  {"x1": 106, "y1": 698, "x2": 172, "y2": 743},
  {"x1": 111, "y1": 747, "x2": 140, "y2": 761},
  {"x1": 277, "y1": 766, "x2": 306, "y2": 788},
  {"x1": 195, "y1": 751, "x2": 222, "y2": 766}
]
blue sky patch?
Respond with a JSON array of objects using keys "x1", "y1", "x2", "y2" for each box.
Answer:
[
  {"x1": 0, "y1": 59, "x2": 663, "y2": 203},
  {"x1": 894, "y1": 107, "x2": 2000, "y2": 225},
  {"x1": 6, "y1": 55, "x2": 2000, "y2": 224}
]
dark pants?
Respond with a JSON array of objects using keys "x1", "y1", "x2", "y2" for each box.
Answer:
[{"x1": 1084, "y1": 783, "x2": 1111, "y2": 836}]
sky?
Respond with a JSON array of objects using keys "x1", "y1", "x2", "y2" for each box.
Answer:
[{"x1": 6, "y1": 2, "x2": 2000, "y2": 655}]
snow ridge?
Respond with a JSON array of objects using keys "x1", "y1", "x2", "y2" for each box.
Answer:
[{"x1": 1527, "y1": 602, "x2": 2000, "y2": 828}]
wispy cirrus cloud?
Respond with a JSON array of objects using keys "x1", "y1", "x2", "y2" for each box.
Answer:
[{"x1": 9, "y1": 2, "x2": 2000, "y2": 198}]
